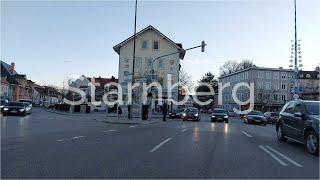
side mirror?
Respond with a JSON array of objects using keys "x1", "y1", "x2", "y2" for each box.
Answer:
[{"x1": 294, "y1": 112, "x2": 303, "y2": 118}]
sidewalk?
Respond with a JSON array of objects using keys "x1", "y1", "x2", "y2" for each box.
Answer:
[{"x1": 44, "y1": 108, "x2": 168, "y2": 125}]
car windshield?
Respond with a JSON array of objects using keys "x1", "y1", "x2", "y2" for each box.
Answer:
[
  {"x1": 248, "y1": 111, "x2": 263, "y2": 116},
  {"x1": 213, "y1": 109, "x2": 226, "y2": 113},
  {"x1": 305, "y1": 102, "x2": 320, "y2": 115},
  {"x1": 7, "y1": 102, "x2": 25, "y2": 107}
]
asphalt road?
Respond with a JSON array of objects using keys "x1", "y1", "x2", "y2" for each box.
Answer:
[{"x1": 1, "y1": 108, "x2": 319, "y2": 179}]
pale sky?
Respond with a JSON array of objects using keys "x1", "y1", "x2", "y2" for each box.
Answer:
[{"x1": 1, "y1": 0, "x2": 319, "y2": 87}]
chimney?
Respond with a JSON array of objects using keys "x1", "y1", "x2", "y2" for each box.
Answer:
[{"x1": 9, "y1": 62, "x2": 15, "y2": 73}]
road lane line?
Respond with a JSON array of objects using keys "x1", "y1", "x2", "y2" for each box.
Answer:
[
  {"x1": 57, "y1": 136, "x2": 85, "y2": 142},
  {"x1": 181, "y1": 128, "x2": 188, "y2": 132},
  {"x1": 150, "y1": 138, "x2": 172, "y2": 152},
  {"x1": 259, "y1": 145, "x2": 288, "y2": 166},
  {"x1": 129, "y1": 125, "x2": 137, "y2": 128},
  {"x1": 241, "y1": 131, "x2": 253, "y2": 138},
  {"x1": 71, "y1": 136, "x2": 85, "y2": 139},
  {"x1": 103, "y1": 129, "x2": 117, "y2": 132},
  {"x1": 265, "y1": 145, "x2": 302, "y2": 167}
]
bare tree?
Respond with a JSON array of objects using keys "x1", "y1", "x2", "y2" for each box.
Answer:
[
  {"x1": 219, "y1": 59, "x2": 255, "y2": 75},
  {"x1": 219, "y1": 60, "x2": 239, "y2": 75},
  {"x1": 179, "y1": 67, "x2": 194, "y2": 92}
]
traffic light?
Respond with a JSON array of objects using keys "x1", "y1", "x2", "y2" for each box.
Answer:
[{"x1": 201, "y1": 41, "x2": 206, "y2": 52}]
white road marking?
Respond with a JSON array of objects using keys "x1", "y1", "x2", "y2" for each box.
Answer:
[
  {"x1": 103, "y1": 129, "x2": 117, "y2": 132},
  {"x1": 56, "y1": 136, "x2": 85, "y2": 142},
  {"x1": 181, "y1": 128, "x2": 188, "y2": 132},
  {"x1": 241, "y1": 131, "x2": 253, "y2": 138},
  {"x1": 71, "y1": 136, "x2": 85, "y2": 139},
  {"x1": 265, "y1": 145, "x2": 302, "y2": 167},
  {"x1": 259, "y1": 145, "x2": 288, "y2": 166},
  {"x1": 150, "y1": 138, "x2": 172, "y2": 152},
  {"x1": 129, "y1": 125, "x2": 137, "y2": 128}
]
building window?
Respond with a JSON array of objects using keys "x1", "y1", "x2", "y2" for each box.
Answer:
[
  {"x1": 265, "y1": 82, "x2": 271, "y2": 90},
  {"x1": 281, "y1": 73, "x2": 286, "y2": 80},
  {"x1": 153, "y1": 41, "x2": 159, "y2": 50},
  {"x1": 258, "y1": 71, "x2": 264, "y2": 78},
  {"x1": 273, "y1": 83, "x2": 279, "y2": 90},
  {"x1": 141, "y1": 40, "x2": 148, "y2": 49},
  {"x1": 245, "y1": 72, "x2": 248, "y2": 79},
  {"x1": 258, "y1": 93, "x2": 262, "y2": 101},
  {"x1": 257, "y1": 81, "x2": 263, "y2": 89},
  {"x1": 281, "y1": 94, "x2": 286, "y2": 101},
  {"x1": 273, "y1": 94, "x2": 278, "y2": 101},
  {"x1": 134, "y1": 57, "x2": 142, "y2": 69},
  {"x1": 147, "y1": 58, "x2": 153, "y2": 69},
  {"x1": 281, "y1": 83, "x2": 286, "y2": 90},
  {"x1": 273, "y1": 72, "x2": 279, "y2": 79},
  {"x1": 266, "y1": 72, "x2": 272, "y2": 79},
  {"x1": 158, "y1": 58, "x2": 164, "y2": 69}
]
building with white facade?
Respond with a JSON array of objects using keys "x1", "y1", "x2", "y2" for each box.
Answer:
[
  {"x1": 113, "y1": 25, "x2": 185, "y2": 114},
  {"x1": 219, "y1": 67, "x2": 294, "y2": 112}
]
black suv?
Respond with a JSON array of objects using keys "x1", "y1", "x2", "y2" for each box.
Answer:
[{"x1": 276, "y1": 99, "x2": 319, "y2": 155}]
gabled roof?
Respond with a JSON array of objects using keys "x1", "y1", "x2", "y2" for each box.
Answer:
[
  {"x1": 1, "y1": 63, "x2": 19, "y2": 85},
  {"x1": 113, "y1": 25, "x2": 185, "y2": 60},
  {"x1": 0, "y1": 61, "x2": 18, "y2": 75}
]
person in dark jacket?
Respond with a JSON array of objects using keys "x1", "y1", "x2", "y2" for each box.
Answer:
[{"x1": 162, "y1": 103, "x2": 167, "y2": 121}]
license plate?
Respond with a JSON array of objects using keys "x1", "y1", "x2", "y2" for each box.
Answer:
[
  {"x1": 11, "y1": 110, "x2": 17, "y2": 113},
  {"x1": 255, "y1": 120, "x2": 261, "y2": 122}
]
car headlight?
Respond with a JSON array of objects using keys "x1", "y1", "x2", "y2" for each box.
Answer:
[
  {"x1": 182, "y1": 113, "x2": 186, "y2": 116},
  {"x1": 224, "y1": 115, "x2": 228, "y2": 118},
  {"x1": 3, "y1": 107, "x2": 9, "y2": 111},
  {"x1": 195, "y1": 113, "x2": 199, "y2": 116},
  {"x1": 19, "y1": 109, "x2": 25, "y2": 112},
  {"x1": 211, "y1": 115, "x2": 215, "y2": 118}
]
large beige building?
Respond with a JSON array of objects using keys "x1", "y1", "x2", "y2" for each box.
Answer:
[{"x1": 113, "y1": 25, "x2": 185, "y2": 113}]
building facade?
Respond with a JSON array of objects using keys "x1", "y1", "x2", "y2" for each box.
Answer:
[
  {"x1": 113, "y1": 25, "x2": 185, "y2": 114},
  {"x1": 219, "y1": 67, "x2": 294, "y2": 112},
  {"x1": 298, "y1": 70, "x2": 320, "y2": 100}
]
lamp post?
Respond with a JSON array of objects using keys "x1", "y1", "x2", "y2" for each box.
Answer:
[{"x1": 129, "y1": 0, "x2": 138, "y2": 119}]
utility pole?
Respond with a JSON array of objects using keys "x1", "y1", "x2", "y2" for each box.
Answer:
[
  {"x1": 130, "y1": 0, "x2": 138, "y2": 119},
  {"x1": 293, "y1": 0, "x2": 299, "y2": 99}
]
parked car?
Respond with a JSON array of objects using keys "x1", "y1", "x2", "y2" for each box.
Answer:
[
  {"x1": 228, "y1": 110, "x2": 236, "y2": 117},
  {"x1": 211, "y1": 108, "x2": 229, "y2": 123},
  {"x1": 182, "y1": 107, "x2": 200, "y2": 121},
  {"x1": 169, "y1": 109, "x2": 182, "y2": 118},
  {"x1": 264, "y1": 112, "x2": 279, "y2": 124},
  {"x1": 19, "y1": 99, "x2": 32, "y2": 107},
  {"x1": 2, "y1": 102, "x2": 30, "y2": 116},
  {"x1": 1, "y1": 99, "x2": 8, "y2": 112},
  {"x1": 276, "y1": 99, "x2": 319, "y2": 155},
  {"x1": 93, "y1": 105, "x2": 106, "y2": 112},
  {"x1": 244, "y1": 110, "x2": 267, "y2": 125}
]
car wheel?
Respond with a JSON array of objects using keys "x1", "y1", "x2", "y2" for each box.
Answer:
[
  {"x1": 263, "y1": 123, "x2": 267, "y2": 126},
  {"x1": 276, "y1": 125, "x2": 287, "y2": 142},
  {"x1": 225, "y1": 120, "x2": 228, "y2": 123},
  {"x1": 305, "y1": 131, "x2": 319, "y2": 156}
]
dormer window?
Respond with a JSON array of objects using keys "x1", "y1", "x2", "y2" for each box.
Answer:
[{"x1": 153, "y1": 41, "x2": 159, "y2": 50}]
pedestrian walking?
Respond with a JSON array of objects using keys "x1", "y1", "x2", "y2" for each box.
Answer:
[{"x1": 162, "y1": 103, "x2": 167, "y2": 122}]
